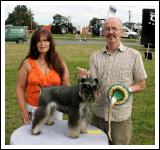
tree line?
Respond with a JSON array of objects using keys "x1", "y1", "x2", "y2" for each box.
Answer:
[{"x1": 5, "y1": 5, "x2": 101, "y2": 30}]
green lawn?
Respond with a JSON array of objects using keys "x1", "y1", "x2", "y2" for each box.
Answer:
[{"x1": 5, "y1": 42, "x2": 155, "y2": 145}]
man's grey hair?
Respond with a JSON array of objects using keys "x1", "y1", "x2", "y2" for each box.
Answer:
[{"x1": 102, "y1": 17, "x2": 123, "y2": 30}]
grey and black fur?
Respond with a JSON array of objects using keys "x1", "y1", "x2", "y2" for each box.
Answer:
[{"x1": 31, "y1": 77, "x2": 99, "y2": 138}]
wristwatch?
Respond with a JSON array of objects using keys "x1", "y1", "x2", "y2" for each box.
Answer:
[{"x1": 128, "y1": 87, "x2": 133, "y2": 93}]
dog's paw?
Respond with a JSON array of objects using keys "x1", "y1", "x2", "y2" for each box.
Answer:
[
  {"x1": 68, "y1": 130, "x2": 80, "y2": 139},
  {"x1": 31, "y1": 129, "x2": 41, "y2": 135},
  {"x1": 68, "y1": 134, "x2": 79, "y2": 139},
  {"x1": 46, "y1": 119, "x2": 55, "y2": 125},
  {"x1": 81, "y1": 129, "x2": 87, "y2": 134}
]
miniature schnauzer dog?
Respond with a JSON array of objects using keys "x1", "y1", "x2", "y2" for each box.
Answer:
[{"x1": 31, "y1": 76, "x2": 99, "y2": 138}]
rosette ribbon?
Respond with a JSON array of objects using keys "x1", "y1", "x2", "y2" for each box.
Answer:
[{"x1": 107, "y1": 84, "x2": 130, "y2": 141}]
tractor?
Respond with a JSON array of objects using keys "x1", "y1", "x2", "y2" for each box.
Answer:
[
  {"x1": 51, "y1": 16, "x2": 77, "y2": 34},
  {"x1": 91, "y1": 19, "x2": 105, "y2": 36}
]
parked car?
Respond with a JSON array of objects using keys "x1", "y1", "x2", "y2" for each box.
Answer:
[
  {"x1": 122, "y1": 26, "x2": 138, "y2": 38},
  {"x1": 5, "y1": 25, "x2": 28, "y2": 43}
]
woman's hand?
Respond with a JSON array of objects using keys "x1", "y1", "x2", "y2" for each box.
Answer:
[{"x1": 20, "y1": 108, "x2": 31, "y2": 125}]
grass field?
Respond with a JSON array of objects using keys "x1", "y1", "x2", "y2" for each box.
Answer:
[
  {"x1": 27, "y1": 32, "x2": 140, "y2": 42},
  {"x1": 5, "y1": 41, "x2": 155, "y2": 145}
]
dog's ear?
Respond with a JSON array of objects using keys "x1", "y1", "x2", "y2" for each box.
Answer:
[
  {"x1": 80, "y1": 78, "x2": 86, "y2": 83},
  {"x1": 94, "y1": 78, "x2": 100, "y2": 87}
]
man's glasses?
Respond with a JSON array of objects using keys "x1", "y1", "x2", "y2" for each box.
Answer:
[{"x1": 104, "y1": 27, "x2": 122, "y2": 32}]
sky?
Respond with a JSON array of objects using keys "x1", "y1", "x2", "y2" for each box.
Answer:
[{"x1": 3, "y1": 1, "x2": 157, "y2": 29}]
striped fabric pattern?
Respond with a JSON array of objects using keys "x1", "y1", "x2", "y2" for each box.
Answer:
[{"x1": 89, "y1": 43, "x2": 147, "y2": 121}]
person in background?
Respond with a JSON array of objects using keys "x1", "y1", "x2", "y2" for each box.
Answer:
[
  {"x1": 75, "y1": 30, "x2": 81, "y2": 42},
  {"x1": 89, "y1": 17, "x2": 147, "y2": 145},
  {"x1": 99, "y1": 26, "x2": 103, "y2": 36},
  {"x1": 16, "y1": 29, "x2": 70, "y2": 124}
]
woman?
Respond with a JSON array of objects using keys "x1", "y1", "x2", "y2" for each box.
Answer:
[{"x1": 16, "y1": 29, "x2": 70, "y2": 124}]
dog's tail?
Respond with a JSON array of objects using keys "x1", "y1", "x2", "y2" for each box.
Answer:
[
  {"x1": 76, "y1": 67, "x2": 93, "y2": 78},
  {"x1": 75, "y1": 67, "x2": 93, "y2": 85}
]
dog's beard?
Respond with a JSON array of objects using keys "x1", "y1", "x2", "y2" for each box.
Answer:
[{"x1": 79, "y1": 88, "x2": 95, "y2": 103}]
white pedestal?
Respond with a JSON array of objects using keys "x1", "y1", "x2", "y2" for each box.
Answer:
[{"x1": 10, "y1": 120, "x2": 109, "y2": 145}]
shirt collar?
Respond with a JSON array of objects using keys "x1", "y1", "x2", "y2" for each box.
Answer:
[
  {"x1": 102, "y1": 43, "x2": 126, "y2": 54},
  {"x1": 118, "y1": 43, "x2": 126, "y2": 52}
]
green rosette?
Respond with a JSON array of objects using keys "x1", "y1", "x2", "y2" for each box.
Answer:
[{"x1": 108, "y1": 84, "x2": 130, "y2": 105}]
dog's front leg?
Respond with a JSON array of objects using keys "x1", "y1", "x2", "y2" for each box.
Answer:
[
  {"x1": 80, "y1": 106, "x2": 92, "y2": 134},
  {"x1": 68, "y1": 114, "x2": 80, "y2": 139},
  {"x1": 68, "y1": 126, "x2": 80, "y2": 139},
  {"x1": 80, "y1": 119, "x2": 88, "y2": 134}
]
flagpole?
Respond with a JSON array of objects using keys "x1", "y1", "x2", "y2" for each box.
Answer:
[{"x1": 108, "y1": 6, "x2": 110, "y2": 18}]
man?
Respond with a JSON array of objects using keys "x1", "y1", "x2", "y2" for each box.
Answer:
[{"x1": 89, "y1": 17, "x2": 147, "y2": 145}]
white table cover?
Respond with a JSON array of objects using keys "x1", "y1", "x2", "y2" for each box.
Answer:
[{"x1": 10, "y1": 120, "x2": 108, "y2": 145}]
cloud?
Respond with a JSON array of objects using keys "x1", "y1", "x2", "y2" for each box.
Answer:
[{"x1": 29, "y1": 5, "x2": 108, "y2": 26}]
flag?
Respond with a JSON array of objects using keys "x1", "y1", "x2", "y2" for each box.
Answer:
[{"x1": 109, "y1": 5, "x2": 117, "y2": 15}]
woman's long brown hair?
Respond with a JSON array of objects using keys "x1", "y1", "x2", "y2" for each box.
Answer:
[{"x1": 19, "y1": 29, "x2": 64, "y2": 82}]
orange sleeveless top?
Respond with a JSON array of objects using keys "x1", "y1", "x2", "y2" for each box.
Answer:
[{"x1": 26, "y1": 58, "x2": 61, "y2": 107}]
